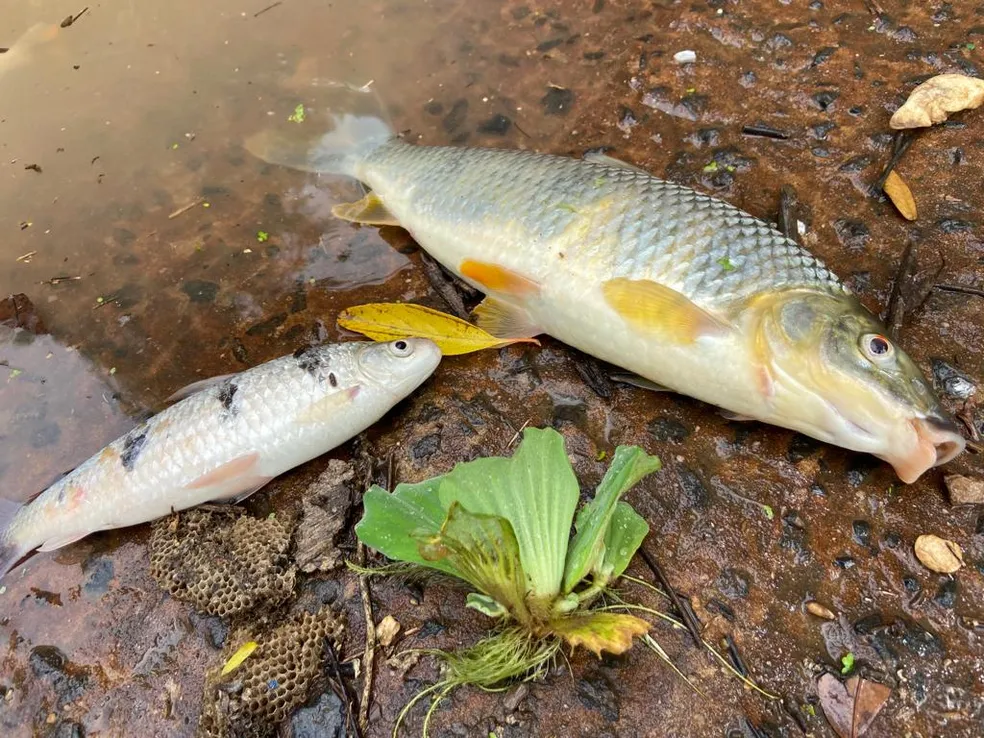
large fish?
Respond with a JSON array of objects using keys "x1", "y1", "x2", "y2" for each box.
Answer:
[
  {"x1": 247, "y1": 114, "x2": 965, "y2": 483},
  {"x1": 0, "y1": 338, "x2": 441, "y2": 579}
]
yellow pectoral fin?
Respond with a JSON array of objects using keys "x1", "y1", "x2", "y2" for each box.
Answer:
[
  {"x1": 472, "y1": 297, "x2": 542, "y2": 338},
  {"x1": 460, "y1": 259, "x2": 541, "y2": 298},
  {"x1": 602, "y1": 278, "x2": 731, "y2": 344},
  {"x1": 331, "y1": 192, "x2": 401, "y2": 226}
]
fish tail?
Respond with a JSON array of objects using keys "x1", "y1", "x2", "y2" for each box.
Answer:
[
  {"x1": 0, "y1": 497, "x2": 28, "y2": 581},
  {"x1": 244, "y1": 82, "x2": 395, "y2": 177}
]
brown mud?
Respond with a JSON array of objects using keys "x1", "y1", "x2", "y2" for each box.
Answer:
[{"x1": 1, "y1": 1, "x2": 982, "y2": 736}]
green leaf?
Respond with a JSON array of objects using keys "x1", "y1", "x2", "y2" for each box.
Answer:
[
  {"x1": 355, "y1": 479, "x2": 457, "y2": 576},
  {"x1": 549, "y1": 612, "x2": 650, "y2": 656},
  {"x1": 418, "y1": 503, "x2": 530, "y2": 622},
  {"x1": 840, "y1": 652, "x2": 855, "y2": 674},
  {"x1": 288, "y1": 103, "x2": 306, "y2": 123},
  {"x1": 436, "y1": 427, "x2": 579, "y2": 606},
  {"x1": 256, "y1": 230, "x2": 269, "y2": 242},
  {"x1": 601, "y1": 501, "x2": 650, "y2": 581},
  {"x1": 717, "y1": 256, "x2": 736, "y2": 272},
  {"x1": 562, "y1": 446, "x2": 660, "y2": 593}
]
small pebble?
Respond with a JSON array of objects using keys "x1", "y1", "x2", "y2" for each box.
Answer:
[
  {"x1": 673, "y1": 49, "x2": 697, "y2": 64},
  {"x1": 806, "y1": 601, "x2": 836, "y2": 620}
]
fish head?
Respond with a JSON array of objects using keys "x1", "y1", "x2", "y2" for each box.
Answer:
[
  {"x1": 755, "y1": 290, "x2": 965, "y2": 483},
  {"x1": 355, "y1": 338, "x2": 442, "y2": 398}
]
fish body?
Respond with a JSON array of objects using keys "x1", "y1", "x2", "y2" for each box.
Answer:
[
  {"x1": 246, "y1": 115, "x2": 965, "y2": 483},
  {"x1": 0, "y1": 338, "x2": 441, "y2": 579}
]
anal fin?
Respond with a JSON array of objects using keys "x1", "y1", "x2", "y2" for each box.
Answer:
[
  {"x1": 602, "y1": 278, "x2": 731, "y2": 345},
  {"x1": 331, "y1": 192, "x2": 401, "y2": 226},
  {"x1": 37, "y1": 531, "x2": 90, "y2": 553},
  {"x1": 472, "y1": 297, "x2": 541, "y2": 339}
]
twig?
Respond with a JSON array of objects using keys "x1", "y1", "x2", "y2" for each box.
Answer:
[
  {"x1": 60, "y1": 7, "x2": 89, "y2": 28},
  {"x1": 507, "y1": 418, "x2": 531, "y2": 448},
  {"x1": 43, "y1": 275, "x2": 81, "y2": 285},
  {"x1": 325, "y1": 640, "x2": 364, "y2": 738},
  {"x1": 15, "y1": 251, "x2": 37, "y2": 262},
  {"x1": 92, "y1": 294, "x2": 119, "y2": 310},
  {"x1": 168, "y1": 198, "x2": 204, "y2": 219},
  {"x1": 777, "y1": 185, "x2": 798, "y2": 243},
  {"x1": 885, "y1": 239, "x2": 918, "y2": 338},
  {"x1": 724, "y1": 634, "x2": 749, "y2": 678},
  {"x1": 253, "y1": 1, "x2": 283, "y2": 18},
  {"x1": 850, "y1": 677, "x2": 864, "y2": 738},
  {"x1": 357, "y1": 543, "x2": 374, "y2": 734},
  {"x1": 934, "y1": 283, "x2": 984, "y2": 299},
  {"x1": 742, "y1": 124, "x2": 788, "y2": 140},
  {"x1": 419, "y1": 252, "x2": 471, "y2": 319},
  {"x1": 638, "y1": 546, "x2": 703, "y2": 647},
  {"x1": 872, "y1": 131, "x2": 916, "y2": 194}
]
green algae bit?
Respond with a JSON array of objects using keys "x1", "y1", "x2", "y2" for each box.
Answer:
[{"x1": 354, "y1": 427, "x2": 661, "y2": 736}]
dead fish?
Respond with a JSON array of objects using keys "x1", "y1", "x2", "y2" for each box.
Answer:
[
  {"x1": 0, "y1": 338, "x2": 441, "y2": 580},
  {"x1": 245, "y1": 115, "x2": 966, "y2": 484}
]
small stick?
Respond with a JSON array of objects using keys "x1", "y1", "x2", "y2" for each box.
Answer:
[
  {"x1": 724, "y1": 634, "x2": 749, "y2": 678},
  {"x1": 777, "y1": 185, "x2": 798, "y2": 243},
  {"x1": 850, "y1": 677, "x2": 864, "y2": 738},
  {"x1": 638, "y1": 546, "x2": 703, "y2": 647},
  {"x1": 934, "y1": 283, "x2": 984, "y2": 299},
  {"x1": 325, "y1": 640, "x2": 364, "y2": 738},
  {"x1": 15, "y1": 251, "x2": 37, "y2": 262},
  {"x1": 168, "y1": 198, "x2": 204, "y2": 219},
  {"x1": 885, "y1": 239, "x2": 918, "y2": 338},
  {"x1": 872, "y1": 131, "x2": 916, "y2": 194},
  {"x1": 253, "y1": 0, "x2": 283, "y2": 17},
  {"x1": 741, "y1": 124, "x2": 788, "y2": 140},
  {"x1": 357, "y1": 541, "x2": 375, "y2": 734},
  {"x1": 419, "y1": 252, "x2": 470, "y2": 319}
]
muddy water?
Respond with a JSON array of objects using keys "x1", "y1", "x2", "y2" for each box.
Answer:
[{"x1": 1, "y1": 0, "x2": 983, "y2": 736}]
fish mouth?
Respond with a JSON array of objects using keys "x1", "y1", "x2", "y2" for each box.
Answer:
[{"x1": 883, "y1": 414, "x2": 966, "y2": 484}]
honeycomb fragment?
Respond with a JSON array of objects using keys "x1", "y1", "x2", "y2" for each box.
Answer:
[
  {"x1": 149, "y1": 508, "x2": 296, "y2": 617},
  {"x1": 198, "y1": 607, "x2": 346, "y2": 738}
]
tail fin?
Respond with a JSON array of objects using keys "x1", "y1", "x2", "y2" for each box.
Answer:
[
  {"x1": 245, "y1": 80, "x2": 395, "y2": 177},
  {"x1": 245, "y1": 113, "x2": 393, "y2": 177},
  {"x1": 0, "y1": 497, "x2": 28, "y2": 581}
]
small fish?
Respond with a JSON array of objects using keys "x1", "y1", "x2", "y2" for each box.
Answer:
[
  {"x1": 0, "y1": 338, "x2": 441, "y2": 580},
  {"x1": 246, "y1": 114, "x2": 965, "y2": 483}
]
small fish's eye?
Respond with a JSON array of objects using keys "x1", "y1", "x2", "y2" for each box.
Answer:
[
  {"x1": 861, "y1": 333, "x2": 894, "y2": 363},
  {"x1": 389, "y1": 339, "x2": 413, "y2": 357}
]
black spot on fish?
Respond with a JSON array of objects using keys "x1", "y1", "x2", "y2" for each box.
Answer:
[
  {"x1": 121, "y1": 428, "x2": 148, "y2": 472},
  {"x1": 218, "y1": 380, "x2": 238, "y2": 413},
  {"x1": 294, "y1": 346, "x2": 325, "y2": 376},
  {"x1": 328, "y1": 372, "x2": 337, "y2": 388}
]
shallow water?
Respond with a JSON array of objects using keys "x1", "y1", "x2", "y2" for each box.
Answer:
[{"x1": 1, "y1": 1, "x2": 983, "y2": 736}]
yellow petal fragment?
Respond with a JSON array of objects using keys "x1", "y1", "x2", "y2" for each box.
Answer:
[
  {"x1": 331, "y1": 192, "x2": 401, "y2": 226},
  {"x1": 890, "y1": 73, "x2": 984, "y2": 129},
  {"x1": 550, "y1": 612, "x2": 650, "y2": 657},
  {"x1": 602, "y1": 278, "x2": 731, "y2": 344},
  {"x1": 883, "y1": 170, "x2": 917, "y2": 221},
  {"x1": 337, "y1": 303, "x2": 539, "y2": 356},
  {"x1": 221, "y1": 641, "x2": 258, "y2": 676}
]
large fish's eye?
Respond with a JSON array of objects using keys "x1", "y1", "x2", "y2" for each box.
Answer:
[
  {"x1": 860, "y1": 333, "x2": 894, "y2": 363},
  {"x1": 388, "y1": 339, "x2": 414, "y2": 358}
]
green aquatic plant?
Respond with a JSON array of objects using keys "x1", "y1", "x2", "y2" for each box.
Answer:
[{"x1": 355, "y1": 427, "x2": 662, "y2": 735}]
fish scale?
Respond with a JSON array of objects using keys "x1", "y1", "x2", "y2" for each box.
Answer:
[
  {"x1": 359, "y1": 141, "x2": 846, "y2": 308},
  {"x1": 0, "y1": 338, "x2": 441, "y2": 579}
]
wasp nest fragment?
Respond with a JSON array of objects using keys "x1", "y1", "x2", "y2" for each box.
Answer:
[
  {"x1": 149, "y1": 508, "x2": 296, "y2": 617},
  {"x1": 198, "y1": 607, "x2": 346, "y2": 738}
]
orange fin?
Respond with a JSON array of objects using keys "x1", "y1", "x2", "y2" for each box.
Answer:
[
  {"x1": 472, "y1": 297, "x2": 541, "y2": 339},
  {"x1": 331, "y1": 192, "x2": 401, "y2": 226},
  {"x1": 460, "y1": 259, "x2": 541, "y2": 298},
  {"x1": 186, "y1": 451, "x2": 272, "y2": 503},
  {"x1": 602, "y1": 278, "x2": 730, "y2": 344}
]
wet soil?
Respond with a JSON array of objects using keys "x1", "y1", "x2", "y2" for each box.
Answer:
[{"x1": 2, "y1": 1, "x2": 983, "y2": 736}]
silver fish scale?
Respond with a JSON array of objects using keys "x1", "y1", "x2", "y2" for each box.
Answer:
[{"x1": 363, "y1": 142, "x2": 848, "y2": 307}]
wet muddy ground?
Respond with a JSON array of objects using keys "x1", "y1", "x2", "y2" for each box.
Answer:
[{"x1": 2, "y1": 0, "x2": 983, "y2": 736}]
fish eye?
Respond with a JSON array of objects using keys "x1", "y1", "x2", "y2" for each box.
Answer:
[
  {"x1": 860, "y1": 333, "x2": 894, "y2": 363},
  {"x1": 388, "y1": 339, "x2": 414, "y2": 357}
]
